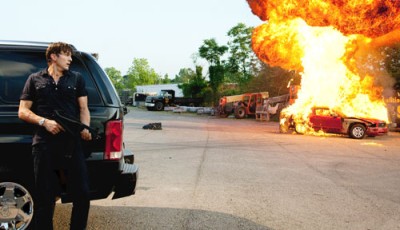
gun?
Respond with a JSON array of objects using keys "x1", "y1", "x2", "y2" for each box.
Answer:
[{"x1": 52, "y1": 110, "x2": 100, "y2": 140}]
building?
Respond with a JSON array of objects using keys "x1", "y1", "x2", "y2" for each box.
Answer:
[{"x1": 135, "y1": 84, "x2": 183, "y2": 97}]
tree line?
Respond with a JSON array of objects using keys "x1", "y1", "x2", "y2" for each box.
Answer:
[
  {"x1": 105, "y1": 23, "x2": 296, "y2": 106},
  {"x1": 105, "y1": 23, "x2": 400, "y2": 106}
]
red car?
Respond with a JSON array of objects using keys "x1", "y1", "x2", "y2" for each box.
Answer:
[{"x1": 288, "y1": 107, "x2": 388, "y2": 139}]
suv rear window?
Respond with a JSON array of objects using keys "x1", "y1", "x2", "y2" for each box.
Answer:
[{"x1": 0, "y1": 50, "x2": 102, "y2": 105}]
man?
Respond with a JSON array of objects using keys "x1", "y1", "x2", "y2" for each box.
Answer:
[{"x1": 18, "y1": 42, "x2": 92, "y2": 230}]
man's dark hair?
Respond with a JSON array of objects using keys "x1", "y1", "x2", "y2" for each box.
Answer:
[{"x1": 46, "y1": 42, "x2": 73, "y2": 63}]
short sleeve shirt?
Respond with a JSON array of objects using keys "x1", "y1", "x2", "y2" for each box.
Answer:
[{"x1": 20, "y1": 69, "x2": 88, "y2": 144}]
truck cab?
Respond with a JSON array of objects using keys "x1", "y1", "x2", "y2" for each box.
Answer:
[
  {"x1": 145, "y1": 89, "x2": 175, "y2": 111},
  {"x1": 145, "y1": 89, "x2": 203, "y2": 111}
]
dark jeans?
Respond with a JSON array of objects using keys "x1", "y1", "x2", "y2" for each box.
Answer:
[{"x1": 32, "y1": 142, "x2": 90, "y2": 230}]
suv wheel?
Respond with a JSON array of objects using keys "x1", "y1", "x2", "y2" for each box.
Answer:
[
  {"x1": 0, "y1": 180, "x2": 34, "y2": 229},
  {"x1": 349, "y1": 124, "x2": 366, "y2": 139}
]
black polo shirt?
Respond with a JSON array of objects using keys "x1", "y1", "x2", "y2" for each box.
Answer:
[{"x1": 20, "y1": 69, "x2": 88, "y2": 145}]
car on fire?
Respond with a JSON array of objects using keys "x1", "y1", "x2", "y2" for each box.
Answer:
[{"x1": 283, "y1": 107, "x2": 388, "y2": 139}]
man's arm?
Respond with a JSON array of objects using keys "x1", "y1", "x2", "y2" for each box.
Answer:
[
  {"x1": 18, "y1": 100, "x2": 41, "y2": 125},
  {"x1": 78, "y1": 96, "x2": 92, "y2": 141},
  {"x1": 18, "y1": 100, "x2": 64, "y2": 135}
]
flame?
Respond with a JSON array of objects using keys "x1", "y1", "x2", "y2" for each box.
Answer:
[
  {"x1": 247, "y1": 0, "x2": 397, "y2": 134},
  {"x1": 247, "y1": 0, "x2": 400, "y2": 38}
]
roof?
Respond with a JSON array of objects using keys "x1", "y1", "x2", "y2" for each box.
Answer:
[
  {"x1": 0, "y1": 40, "x2": 78, "y2": 51},
  {"x1": 136, "y1": 84, "x2": 183, "y2": 97}
]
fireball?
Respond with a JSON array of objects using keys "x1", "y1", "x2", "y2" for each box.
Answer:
[{"x1": 246, "y1": 0, "x2": 399, "y2": 134}]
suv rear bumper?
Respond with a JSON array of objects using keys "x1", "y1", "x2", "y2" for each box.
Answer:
[{"x1": 112, "y1": 162, "x2": 139, "y2": 199}]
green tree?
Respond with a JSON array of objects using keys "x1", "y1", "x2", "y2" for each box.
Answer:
[
  {"x1": 199, "y1": 39, "x2": 228, "y2": 66},
  {"x1": 179, "y1": 66, "x2": 207, "y2": 98},
  {"x1": 105, "y1": 67, "x2": 124, "y2": 92},
  {"x1": 199, "y1": 38, "x2": 228, "y2": 104},
  {"x1": 173, "y1": 68, "x2": 194, "y2": 84},
  {"x1": 161, "y1": 74, "x2": 171, "y2": 84},
  {"x1": 225, "y1": 23, "x2": 259, "y2": 87},
  {"x1": 125, "y1": 58, "x2": 161, "y2": 89},
  {"x1": 247, "y1": 63, "x2": 297, "y2": 97}
]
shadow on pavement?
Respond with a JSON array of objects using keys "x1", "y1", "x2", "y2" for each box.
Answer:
[{"x1": 54, "y1": 204, "x2": 272, "y2": 230}]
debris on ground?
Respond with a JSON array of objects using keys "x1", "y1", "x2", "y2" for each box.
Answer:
[
  {"x1": 172, "y1": 107, "x2": 186, "y2": 113},
  {"x1": 142, "y1": 122, "x2": 162, "y2": 130}
]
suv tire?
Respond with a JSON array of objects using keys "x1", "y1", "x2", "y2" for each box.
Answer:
[{"x1": 0, "y1": 175, "x2": 34, "y2": 230}]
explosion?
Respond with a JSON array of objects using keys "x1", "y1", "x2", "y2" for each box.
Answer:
[{"x1": 247, "y1": 0, "x2": 400, "y2": 134}]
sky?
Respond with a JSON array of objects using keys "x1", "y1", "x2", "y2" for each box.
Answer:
[{"x1": 2, "y1": 0, "x2": 262, "y2": 78}]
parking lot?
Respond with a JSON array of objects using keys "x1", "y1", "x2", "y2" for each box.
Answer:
[{"x1": 54, "y1": 107, "x2": 400, "y2": 230}]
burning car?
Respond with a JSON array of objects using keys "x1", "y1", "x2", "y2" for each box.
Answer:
[
  {"x1": 281, "y1": 107, "x2": 388, "y2": 139},
  {"x1": 246, "y1": 1, "x2": 397, "y2": 140}
]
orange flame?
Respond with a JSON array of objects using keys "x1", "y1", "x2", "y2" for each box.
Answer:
[
  {"x1": 247, "y1": 0, "x2": 400, "y2": 38},
  {"x1": 247, "y1": 0, "x2": 397, "y2": 133}
]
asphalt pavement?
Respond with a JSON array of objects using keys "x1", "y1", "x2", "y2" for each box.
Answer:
[{"x1": 54, "y1": 107, "x2": 400, "y2": 230}]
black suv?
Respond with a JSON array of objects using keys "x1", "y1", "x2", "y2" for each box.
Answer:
[{"x1": 0, "y1": 41, "x2": 138, "y2": 229}]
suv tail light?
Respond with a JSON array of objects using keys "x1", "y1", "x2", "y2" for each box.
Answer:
[{"x1": 105, "y1": 120, "x2": 123, "y2": 160}]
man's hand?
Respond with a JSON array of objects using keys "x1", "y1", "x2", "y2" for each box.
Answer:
[
  {"x1": 43, "y1": 119, "x2": 65, "y2": 135},
  {"x1": 80, "y1": 128, "x2": 92, "y2": 141}
]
